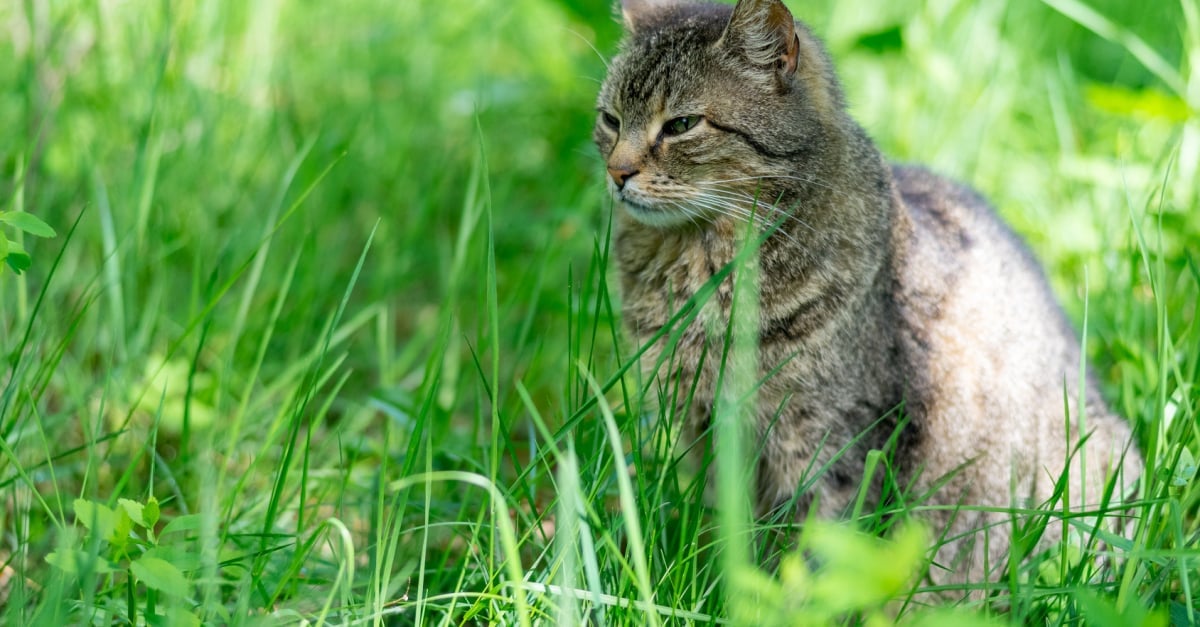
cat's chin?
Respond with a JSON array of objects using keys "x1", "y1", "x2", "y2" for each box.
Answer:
[{"x1": 619, "y1": 198, "x2": 697, "y2": 229}]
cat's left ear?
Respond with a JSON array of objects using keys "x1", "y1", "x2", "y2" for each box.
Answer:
[
  {"x1": 720, "y1": 0, "x2": 800, "y2": 76},
  {"x1": 619, "y1": 0, "x2": 673, "y2": 33}
]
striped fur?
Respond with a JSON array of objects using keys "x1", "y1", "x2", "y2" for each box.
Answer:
[{"x1": 595, "y1": 0, "x2": 1141, "y2": 590}]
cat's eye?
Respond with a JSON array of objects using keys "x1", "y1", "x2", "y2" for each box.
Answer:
[
  {"x1": 600, "y1": 111, "x2": 620, "y2": 130},
  {"x1": 662, "y1": 115, "x2": 701, "y2": 137}
]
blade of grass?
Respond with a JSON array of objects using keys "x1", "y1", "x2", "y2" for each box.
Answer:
[
  {"x1": 1037, "y1": 0, "x2": 1187, "y2": 98},
  {"x1": 386, "y1": 471, "x2": 531, "y2": 627},
  {"x1": 581, "y1": 364, "x2": 662, "y2": 627}
]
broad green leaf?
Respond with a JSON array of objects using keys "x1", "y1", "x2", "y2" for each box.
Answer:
[
  {"x1": 726, "y1": 564, "x2": 793, "y2": 625},
  {"x1": 0, "y1": 234, "x2": 8, "y2": 260},
  {"x1": 44, "y1": 551, "x2": 75, "y2": 574},
  {"x1": 156, "y1": 607, "x2": 202, "y2": 627},
  {"x1": 909, "y1": 609, "x2": 1009, "y2": 627},
  {"x1": 799, "y1": 521, "x2": 929, "y2": 613},
  {"x1": 1072, "y1": 588, "x2": 1169, "y2": 627},
  {"x1": 144, "y1": 496, "x2": 161, "y2": 528},
  {"x1": 160, "y1": 513, "x2": 204, "y2": 536},
  {"x1": 1037, "y1": 542, "x2": 1082, "y2": 586},
  {"x1": 119, "y1": 499, "x2": 148, "y2": 528},
  {"x1": 1172, "y1": 447, "x2": 1197, "y2": 487},
  {"x1": 74, "y1": 499, "x2": 116, "y2": 542},
  {"x1": 46, "y1": 549, "x2": 116, "y2": 575},
  {"x1": 131, "y1": 556, "x2": 189, "y2": 597},
  {"x1": 143, "y1": 545, "x2": 203, "y2": 571},
  {"x1": 0, "y1": 210, "x2": 56, "y2": 237},
  {"x1": 112, "y1": 507, "x2": 134, "y2": 551},
  {"x1": 5, "y1": 251, "x2": 31, "y2": 274}
]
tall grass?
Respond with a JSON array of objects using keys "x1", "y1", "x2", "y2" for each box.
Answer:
[{"x1": 0, "y1": 0, "x2": 1196, "y2": 624}]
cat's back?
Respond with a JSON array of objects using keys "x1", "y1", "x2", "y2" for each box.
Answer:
[
  {"x1": 888, "y1": 164, "x2": 1136, "y2": 509},
  {"x1": 890, "y1": 164, "x2": 1079, "y2": 379}
]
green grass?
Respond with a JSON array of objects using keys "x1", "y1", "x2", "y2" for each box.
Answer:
[{"x1": 1, "y1": 0, "x2": 1196, "y2": 624}]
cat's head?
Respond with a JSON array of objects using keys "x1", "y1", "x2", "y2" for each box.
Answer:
[{"x1": 594, "y1": 0, "x2": 846, "y2": 228}]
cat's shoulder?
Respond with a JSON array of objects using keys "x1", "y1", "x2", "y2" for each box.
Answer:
[
  {"x1": 889, "y1": 163, "x2": 1031, "y2": 259},
  {"x1": 890, "y1": 164, "x2": 988, "y2": 228},
  {"x1": 888, "y1": 163, "x2": 1066, "y2": 329}
]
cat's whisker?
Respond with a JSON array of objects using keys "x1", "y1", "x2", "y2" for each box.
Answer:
[
  {"x1": 702, "y1": 174, "x2": 829, "y2": 186},
  {"x1": 682, "y1": 194, "x2": 802, "y2": 245},
  {"x1": 671, "y1": 200, "x2": 695, "y2": 217},
  {"x1": 702, "y1": 186, "x2": 818, "y2": 230},
  {"x1": 695, "y1": 188, "x2": 785, "y2": 213},
  {"x1": 691, "y1": 189, "x2": 815, "y2": 239},
  {"x1": 666, "y1": 200, "x2": 709, "y2": 230},
  {"x1": 700, "y1": 173, "x2": 842, "y2": 195},
  {"x1": 687, "y1": 190, "x2": 769, "y2": 218},
  {"x1": 699, "y1": 175, "x2": 862, "y2": 208},
  {"x1": 563, "y1": 26, "x2": 611, "y2": 70}
]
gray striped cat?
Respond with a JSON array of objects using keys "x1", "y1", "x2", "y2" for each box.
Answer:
[{"x1": 594, "y1": 0, "x2": 1141, "y2": 587}]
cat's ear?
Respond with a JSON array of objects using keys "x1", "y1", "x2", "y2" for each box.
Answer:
[
  {"x1": 720, "y1": 0, "x2": 800, "y2": 75},
  {"x1": 618, "y1": 0, "x2": 672, "y2": 33}
]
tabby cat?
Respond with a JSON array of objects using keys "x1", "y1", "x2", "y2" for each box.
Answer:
[{"x1": 593, "y1": 0, "x2": 1141, "y2": 586}]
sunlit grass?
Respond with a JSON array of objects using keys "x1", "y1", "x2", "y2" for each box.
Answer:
[{"x1": 0, "y1": 0, "x2": 1196, "y2": 624}]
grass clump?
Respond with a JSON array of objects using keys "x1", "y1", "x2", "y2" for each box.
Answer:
[{"x1": 0, "y1": 0, "x2": 1197, "y2": 624}]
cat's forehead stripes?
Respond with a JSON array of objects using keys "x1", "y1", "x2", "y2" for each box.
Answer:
[{"x1": 607, "y1": 5, "x2": 729, "y2": 126}]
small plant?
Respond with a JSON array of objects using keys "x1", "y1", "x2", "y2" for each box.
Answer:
[
  {"x1": 47, "y1": 497, "x2": 203, "y2": 626},
  {"x1": 0, "y1": 210, "x2": 56, "y2": 274},
  {"x1": 727, "y1": 521, "x2": 1003, "y2": 626}
]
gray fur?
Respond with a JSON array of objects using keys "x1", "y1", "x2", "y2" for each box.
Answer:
[{"x1": 595, "y1": 0, "x2": 1141, "y2": 588}]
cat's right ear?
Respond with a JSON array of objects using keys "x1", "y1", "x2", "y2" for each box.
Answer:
[
  {"x1": 618, "y1": 0, "x2": 672, "y2": 33},
  {"x1": 721, "y1": 0, "x2": 800, "y2": 74}
]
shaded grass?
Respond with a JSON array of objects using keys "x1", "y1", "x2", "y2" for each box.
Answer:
[{"x1": 0, "y1": 0, "x2": 1197, "y2": 624}]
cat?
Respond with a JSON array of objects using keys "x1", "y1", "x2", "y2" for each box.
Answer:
[{"x1": 593, "y1": 0, "x2": 1141, "y2": 590}]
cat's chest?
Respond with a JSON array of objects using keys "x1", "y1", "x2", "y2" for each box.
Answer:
[{"x1": 614, "y1": 220, "x2": 740, "y2": 338}]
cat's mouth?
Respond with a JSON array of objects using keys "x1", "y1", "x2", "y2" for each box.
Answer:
[
  {"x1": 616, "y1": 194, "x2": 698, "y2": 228},
  {"x1": 617, "y1": 195, "x2": 658, "y2": 214}
]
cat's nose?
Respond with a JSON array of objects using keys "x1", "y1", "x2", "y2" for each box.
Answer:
[{"x1": 607, "y1": 166, "x2": 640, "y2": 190}]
